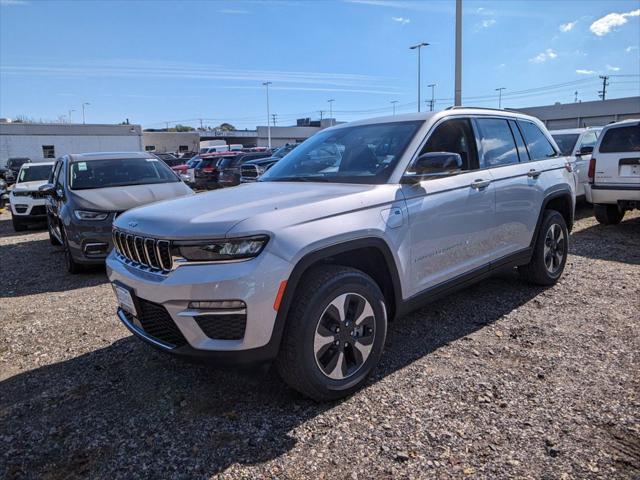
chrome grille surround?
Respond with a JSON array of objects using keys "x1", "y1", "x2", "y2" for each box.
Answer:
[{"x1": 112, "y1": 228, "x2": 173, "y2": 273}]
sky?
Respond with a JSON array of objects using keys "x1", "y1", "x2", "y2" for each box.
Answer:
[{"x1": 1, "y1": 0, "x2": 639, "y2": 129}]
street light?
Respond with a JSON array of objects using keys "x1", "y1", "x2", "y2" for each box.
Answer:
[
  {"x1": 68, "y1": 109, "x2": 76, "y2": 123},
  {"x1": 327, "y1": 99, "x2": 335, "y2": 125},
  {"x1": 427, "y1": 84, "x2": 436, "y2": 111},
  {"x1": 495, "y1": 87, "x2": 506, "y2": 109},
  {"x1": 409, "y1": 42, "x2": 429, "y2": 112},
  {"x1": 262, "y1": 82, "x2": 272, "y2": 149},
  {"x1": 390, "y1": 100, "x2": 399, "y2": 116},
  {"x1": 82, "y1": 102, "x2": 90, "y2": 124}
]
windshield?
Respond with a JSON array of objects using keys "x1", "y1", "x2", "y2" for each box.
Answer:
[
  {"x1": 551, "y1": 134, "x2": 580, "y2": 156},
  {"x1": 18, "y1": 164, "x2": 53, "y2": 183},
  {"x1": 260, "y1": 121, "x2": 422, "y2": 184},
  {"x1": 69, "y1": 157, "x2": 180, "y2": 190}
]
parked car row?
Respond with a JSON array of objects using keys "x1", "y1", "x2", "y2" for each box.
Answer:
[{"x1": 4, "y1": 111, "x2": 637, "y2": 402}]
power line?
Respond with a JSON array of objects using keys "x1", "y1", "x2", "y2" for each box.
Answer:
[{"x1": 598, "y1": 75, "x2": 610, "y2": 100}]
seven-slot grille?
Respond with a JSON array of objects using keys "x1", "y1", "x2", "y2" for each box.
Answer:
[{"x1": 112, "y1": 228, "x2": 172, "y2": 272}]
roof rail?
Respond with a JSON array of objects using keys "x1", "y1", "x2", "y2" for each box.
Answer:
[{"x1": 445, "y1": 106, "x2": 511, "y2": 113}]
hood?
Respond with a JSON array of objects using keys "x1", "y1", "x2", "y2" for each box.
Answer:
[
  {"x1": 70, "y1": 182, "x2": 193, "y2": 212},
  {"x1": 12, "y1": 180, "x2": 49, "y2": 192},
  {"x1": 115, "y1": 181, "x2": 402, "y2": 239}
]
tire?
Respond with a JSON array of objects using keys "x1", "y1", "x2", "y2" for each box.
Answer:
[
  {"x1": 593, "y1": 204, "x2": 624, "y2": 225},
  {"x1": 518, "y1": 209, "x2": 569, "y2": 286},
  {"x1": 12, "y1": 215, "x2": 27, "y2": 232},
  {"x1": 276, "y1": 265, "x2": 388, "y2": 401},
  {"x1": 48, "y1": 219, "x2": 62, "y2": 246},
  {"x1": 61, "y1": 228, "x2": 83, "y2": 274}
]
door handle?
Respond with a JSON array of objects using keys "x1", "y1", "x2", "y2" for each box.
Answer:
[
  {"x1": 527, "y1": 169, "x2": 541, "y2": 179},
  {"x1": 470, "y1": 179, "x2": 491, "y2": 189}
]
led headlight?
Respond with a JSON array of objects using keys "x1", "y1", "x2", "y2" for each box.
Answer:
[
  {"x1": 176, "y1": 235, "x2": 268, "y2": 262},
  {"x1": 74, "y1": 210, "x2": 109, "y2": 221}
]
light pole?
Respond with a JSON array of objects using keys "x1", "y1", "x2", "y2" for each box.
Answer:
[
  {"x1": 390, "y1": 100, "x2": 399, "y2": 116},
  {"x1": 327, "y1": 99, "x2": 334, "y2": 125},
  {"x1": 495, "y1": 87, "x2": 506, "y2": 109},
  {"x1": 409, "y1": 42, "x2": 429, "y2": 112},
  {"x1": 262, "y1": 82, "x2": 272, "y2": 149},
  {"x1": 454, "y1": 0, "x2": 462, "y2": 106},
  {"x1": 81, "y1": 102, "x2": 90, "y2": 124},
  {"x1": 68, "y1": 109, "x2": 76, "y2": 123},
  {"x1": 427, "y1": 84, "x2": 436, "y2": 111}
]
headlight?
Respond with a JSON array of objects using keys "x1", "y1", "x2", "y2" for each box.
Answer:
[
  {"x1": 175, "y1": 235, "x2": 269, "y2": 262},
  {"x1": 74, "y1": 210, "x2": 109, "y2": 221}
]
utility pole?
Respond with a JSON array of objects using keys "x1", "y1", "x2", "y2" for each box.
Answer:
[
  {"x1": 82, "y1": 102, "x2": 90, "y2": 124},
  {"x1": 454, "y1": 0, "x2": 462, "y2": 106},
  {"x1": 262, "y1": 81, "x2": 272, "y2": 148},
  {"x1": 409, "y1": 42, "x2": 429, "y2": 112},
  {"x1": 165, "y1": 122, "x2": 169, "y2": 131},
  {"x1": 318, "y1": 110, "x2": 325, "y2": 121},
  {"x1": 68, "y1": 109, "x2": 75, "y2": 123},
  {"x1": 598, "y1": 75, "x2": 609, "y2": 101},
  {"x1": 495, "y1": 87, "x2": 506, "y2": 109},
  {"x1": 390, "y1": 100, "x2": 399, "y2": 116},
  {"x1": 199, "y1": 118, "x2": 203, "y2": 129},
  {"x1": 327, "y1": 99, "x2": 334, "y2": 125},
  {"x1": 271, "y1": 113, "x2": 277, "y2": 126},
  {"x1": 574, "y1": 91, "x2": 578, "y2": 103},
  {"x1": 427, "y1": 84, "x2": 436, "y2": 111}
]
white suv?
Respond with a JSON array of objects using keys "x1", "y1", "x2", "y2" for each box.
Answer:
[
  {"x1": 585, "y1": 119, "x2": 640, "y2": 224},
  {"x1": 107, "y1": 108, "x2": 575, "y2": 401},
  {"x1": 9, "y1": 161, "x2": 55, "y2": 231},
  {"x1": 551, "y1": 127, "x2": 601, "y2": 198}
]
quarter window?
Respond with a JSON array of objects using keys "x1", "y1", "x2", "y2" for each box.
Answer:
[
  {"x1": 579, "y1": 131, "x2": 598, "y2": 150},
  {"x1": 475, "y1": 118, "x2": 519, "y2": 167},
  {"x1": 518, "y1": 121, "x2": 557, "y2": 160},
  {"x1": 419, "y1": 118, "x2": 478, "y2": 172},
  {"x1": 599, "y1": 125, "x2": 640, "y2": 153}
]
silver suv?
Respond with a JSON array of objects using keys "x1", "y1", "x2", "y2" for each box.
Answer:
[{"x1": 107, "y1": 108, "x2": 575, "y2": 401}]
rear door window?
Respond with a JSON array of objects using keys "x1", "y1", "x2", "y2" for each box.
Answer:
[
  {"x1": 518, "y1": 121, "x2": 557, "y2": 160},
  {"x1": 599, "y1": 125, "x2": 640, "y2": 153},
  {"x1": 475, "y1": 118, "x2": 519, "y2": 167},
  {"x1": 551, "y1": 134, "x2": 580, "y2": 156}
]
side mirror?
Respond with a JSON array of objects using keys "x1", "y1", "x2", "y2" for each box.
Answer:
[
  {"x1": 38, "y1": 183, "x2": 56, "y2": 196},
  {"x1": 403, "y1": 152, "x2": 463, "y2": 183},
  {"x1": 577, "y1": 145, "x2": 594, "y2": 156}
]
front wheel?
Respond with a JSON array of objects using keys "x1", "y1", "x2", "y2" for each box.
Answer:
[
  {"x1": 276, "y1": 266, "x2": 387, "y2": 401},
  {"x1": 61, "y1": 228, "x2": 83, "y2": 274},
  {"x1": 519, "y1": 209, "x2": 569, "y2": 286},
  {"x1": 593, "y1": 204, "x2": 624, "y2": 225}
]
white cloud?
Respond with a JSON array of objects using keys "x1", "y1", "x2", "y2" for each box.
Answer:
[
  {"x1": 530, "y1": 48, "x2": 558, "y2": 63},
  {"x1": 576, "y1": 69, "x2": 596, "y2": 75},
  {"x1": 590, "y1": 9, "x2": 640, "y2": 36},
  {"x1": 219, "y1": 9, "x2": 251, "y2": 14},
  {"x1": 391, "y1": 16, "x2": 410, "y2": 24},
  {"x1": 0, "y1": 0, "x2": 28, "y2": 5},
  {"x1": 626, "y1": 45, "x2": 638, "y2": 52},
  {"x1": 559, "y1": 21, "x2": 576, "y2": 32},
  {"x1": 606, "y1": 64, "x2": 621, "y2": 71},
  {"x1": 481, "y1": 18, "x2": 496, "y2": 28}
]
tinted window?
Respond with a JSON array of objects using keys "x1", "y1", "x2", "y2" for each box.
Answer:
[
  {"x1": 420, "y1": 118, "x2": 478, "y2": 171},
  {"x1": 69, "y1": 157, "x2": 179, "y2": 190},
  {"x1": 579, "y1": 131, "x2": 599, "y2": 149},
  {"x1": 552, "y1": 134, "x2": 580, "y2": 156},
  {"x1": 599, "y1": 125, "x2": 640, "y2": 153},
  {"x1": 216, "y1": 156, "x2": 238, "y2": 168},
  {"x1": 509, "y1": 120, "x2": 529, "y2": 161},
  {"x1": 18, "y1": 164, "x2": 53, "y2": 183},
  {"x1": 475, "y1": 118, "x2": 519, "y2": 167},
  {"x1": 49, "y1": 160, "x2": 61, "y2": 184},
  {"x1": 518, "y1": 121, "x2": 557, "y2": 160},
  {"x1": 262, "y1": 121, "x2": 422, "y2": 184}
]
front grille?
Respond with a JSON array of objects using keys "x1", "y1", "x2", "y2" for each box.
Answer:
[
  {"x1": 194, "y1": 314, "x2": 247, "y2": 340},
  {"x1": 15, "y1": 205, "x2": 28, "y2": 213},
  {"x1": 30, "y1": 205, "x2": 46, "y2": 215},
  {"x1": 12, "y1": 191, "x2": 31, "y2": 197},
  {"x1": 113, "y1": 228, "x2": 172, "y2": 272},
  {"x1": 123, "y1": 298, "x2": 187, "y2": 347},
  {"x1": 240, "y1": 165, "x2": 259, "y2": 179}
]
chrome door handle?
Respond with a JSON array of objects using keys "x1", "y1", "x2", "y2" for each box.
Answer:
[
  {"x1": 470, "y1": 179, "x2": 491, "y2": 189},
  {"x1": 527, "y1": 169, "x2": 541, "y2": 179}
]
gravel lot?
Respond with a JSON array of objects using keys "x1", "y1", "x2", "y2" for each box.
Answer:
[{"x1": 1, "y1": 204, "x2": 638, "y2": 479}]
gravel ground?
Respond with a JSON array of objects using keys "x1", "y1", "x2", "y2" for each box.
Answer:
[{"x1": 1, "y1": 204, "x2": 638, "y2": 479}]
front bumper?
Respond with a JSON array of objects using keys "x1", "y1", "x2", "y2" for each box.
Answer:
[
  {"x1": 9, "y1": 195, "x2": 47, "y2": 218},
  {"x1": 106, "y1": 249, "x2": 291, "y2": 361},
  {"x1": 65, "y1": 216, "x2": 115, "y2": 264}
]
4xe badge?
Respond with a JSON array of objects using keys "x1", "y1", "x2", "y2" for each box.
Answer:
[{"x1": 128, "y1": 221, "x2": 138, "y2": 228}]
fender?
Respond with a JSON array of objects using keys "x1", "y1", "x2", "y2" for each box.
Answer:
[{"x1": 530, "y1": 188, "x2": 574, "y2": 249}]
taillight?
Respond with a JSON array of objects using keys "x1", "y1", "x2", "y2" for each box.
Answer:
[
  {"x1": 202, "y1": 167, "x2": 216, "y2": 173},
  {"x1": 587, "y1": 158, "x2": 596, "y2": 183}
]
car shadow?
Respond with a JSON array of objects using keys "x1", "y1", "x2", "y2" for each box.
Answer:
[
  {"x1": 0, "y1": 270, "x2": 544, "y2": 478},
  {"x1": 573, "y1": 200, "x2": 593, "y2": 221},
  {"x1": 0, "y1": 239, "x2": 108, "y2": 297},
  {"x1": 0, "y1": 216, "x2": 48, "y2": 237},
  {"x1": 570, "y1": 214, "x2": 640, "y2": 265}
]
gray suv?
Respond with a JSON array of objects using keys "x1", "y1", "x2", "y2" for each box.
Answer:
[
  {"x1": 107, "y1": 108, "x2": 575, "y2": 401},
  {"x1": 40, "y1": 152, "x2": 192, "y2": 273}
]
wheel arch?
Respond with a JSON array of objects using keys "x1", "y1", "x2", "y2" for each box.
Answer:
[{"x1": 531, "y1": 189, "x2": 574, "y2": 249}]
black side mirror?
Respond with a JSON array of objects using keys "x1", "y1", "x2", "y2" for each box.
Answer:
[
  {"x1": 38, "y1": 183, "x2": 56, "y2": 196},
  {"x1": 577, "y1": 145, "x2": 594, "y2": 156},
  {"x1": 403, "y1": 151, "x2": 463, "y2": 183}
]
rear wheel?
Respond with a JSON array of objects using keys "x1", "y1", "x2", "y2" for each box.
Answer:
[
  {"x1": 593, "y1": 204, "x2": 624, "y2": 225},
  {"x1": 518, "y1": 209, "x2": 568, "y2": 286},
  {"x1": 12, "y1": 215, "x2": 27, "y2": 232},
  {"x1": 276, "y1": 265, "x2": 387, "y2": 401}
]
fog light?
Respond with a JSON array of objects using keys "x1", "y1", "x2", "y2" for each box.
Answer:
[{"x1": 188, "y1": 300, "x2": 246, "y2": 310}]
